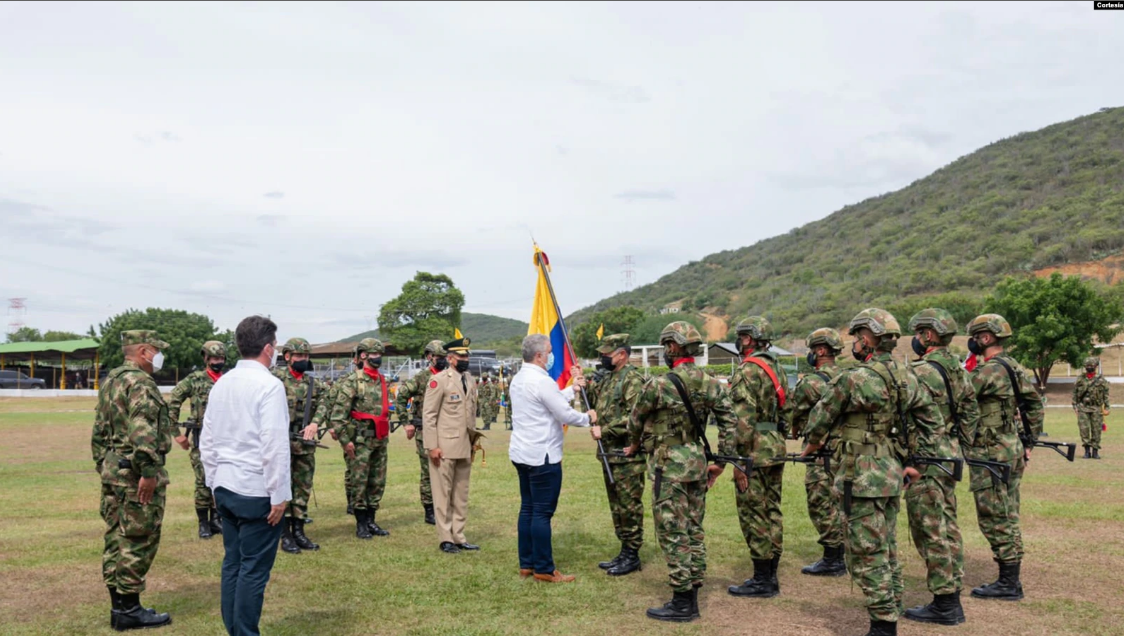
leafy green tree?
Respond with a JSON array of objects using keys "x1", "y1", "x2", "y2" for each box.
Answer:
[
  {"x1": 571, "y1": 306, "x2": 646, "y2": 357},
  {"x1": 43, "y1": 330, "x2": 84, "y2": 342},
  {"x1": 95, "y1": 308, "x2": 234, "y2": 371},
  {"x1": 5, "y1": 327, "x2": 43, "y2": 342},
  {"x1": 631, "y1": 312, "x2": 708, "y2": 345},
  {"x1": 377, "y1": 272, "x2": 465, "y2": 355},
  {"x1": 985, "y1": 272, "x2": 1124, "y2": 388}
]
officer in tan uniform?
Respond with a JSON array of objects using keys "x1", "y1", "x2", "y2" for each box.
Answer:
[{"x1": 423, "y1": 335, "x2": 483, "y2": 554}]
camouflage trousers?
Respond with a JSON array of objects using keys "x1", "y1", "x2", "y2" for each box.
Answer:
[
  {"x1": 415, "y1": 435, "x2": 433, "y2": 507},
  {"x1": 342, "y1": 444, "x2": 354, "y2": 507},
  {"x1": 603, "y1": 458, "x2": 645, "y2": 551},
  {"x1": 481, "y1": 404, "x2": 497, "y2": 425},
  {"x1": 504, "y1": 404, "x2": 512, "y2": 428},
  {"x1": 805, "y1": 466, "x2": 844, "y2": 548},
  {"x1": 188, "y1": 447, "x2": 214, "y2": 510},
  {"x1": 653, "y1": 479, "x2": 707, "y2": 592},
  {"x1": 350, "y1": 437, "x2": 388, "y2": 512},
  {"x1": 101, "y1": 482, "x2": 166, "y2": 595},
  {"x1": 1078, "y1": 411, "x2": 1104, "y2": 449},
  {"x1": 288, "y1": 451, "x2": 316, "y2": 519},
  {"x1": 968, "y1": 446, "x2": 1025, "y2": 564},
  {"x1": 843, "y1": 495, "x2": 903, "y2": 623},
  {"x1": 905, "y1": 474, "x2": 964, "y2": 595},
  {"x1": 736, "y1": 463, "x2": 784, "y2": 560}
]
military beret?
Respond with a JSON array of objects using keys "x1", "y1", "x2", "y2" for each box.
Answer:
[
  {"x1": 444, "y1": 336, "x2": 471, "y2": 355},
  {"x1": 596, "y1": 333, "x2": 630, "y2": 355},
  {"x1": 121, "y1": 330, "x2": 169, "y2": 349}
]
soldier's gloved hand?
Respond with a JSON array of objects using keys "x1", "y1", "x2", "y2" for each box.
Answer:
[
  {"x1": 138, "y1": 476, "x2": 157, "y2": 505},
  {"x1": 175, "y1": 435, "x2": 190, "y2": 451},
  {"x1": 405, "y1": 424, "x2": 416, "y2": 440},
  {"x1": 301, "y1": 423, "x2": 318, "y2": 441}
]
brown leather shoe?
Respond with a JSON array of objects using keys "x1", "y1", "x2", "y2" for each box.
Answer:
[
  {"x1": 520, "y1": 568, "x2": 533, "y2": 578},
  {"x1": 534, "y1": 570, "x2": 576, "y2": 583}
]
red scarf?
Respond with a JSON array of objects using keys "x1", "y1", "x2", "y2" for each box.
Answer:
[
  {"x1": 429, "y1": 366, "x2": 439, "y2": 375},
  {"x1": 206, "y1": 369, "x2": 221, "y2": 383},
  {"x1": 671, "y1": 357, "x2": 695, "y2": 368},
  {"x1": 289, "y1": 368, "x2": 304, "y2": 381},
  {"x1": 1087, "y1": 372, "x2": 1096, "y2": 380},
  {"x1": 352, "y1": 367, "x2": 390, "y2": 439},
  {"x1": 964, "y1": 353, "x2": 979, "y2": 372}
]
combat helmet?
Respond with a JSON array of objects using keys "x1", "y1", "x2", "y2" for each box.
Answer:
[
  {"x1": 355, "y1": 337, "x2": 385, "y2": 355},
  {"x1": 908, "y1": 308, "x2": 958, "y2": 337},
  {"x1": 1084, "y1": 356, "x2": 1100, "y2": 370},
  {"x1": 201, "y1": 340, "x2": 226, "y2": 358},
  {"x1": 848, "y1": 308, "x2": 902, "y2": 337},
  {"x1": 736, "y1": 316, "x2": 775, "y2": 343},
  {"x1": 660, "y1": 321, "x2": 704, "y2": 355},
  {"x1": 423, "y1": 339, "x2": 446, "y2": 357},
  {"x1": 282, "y1": 337, "x2": 311, "y2": 354},
  {"x1": 806, "y1": 328, "x2": 843, "y2": 353},
  {"x1": 966, "y1": 314, "x2": 1013, "y2": 339}
]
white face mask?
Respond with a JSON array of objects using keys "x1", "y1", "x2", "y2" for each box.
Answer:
[
  {"x1": 151, "y1": 351, "x2": 165, "y2": 372},
  {"x1": 269, "y1": 344, "x2": 278, "y2": 369}
]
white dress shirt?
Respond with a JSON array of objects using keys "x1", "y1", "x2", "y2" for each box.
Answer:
[
  {"x1": 509, "y1": 363, "x2": 591, "y2": 466},
  {"x1": 200, "y1": 359, "x2": 292, "y2": 505}
]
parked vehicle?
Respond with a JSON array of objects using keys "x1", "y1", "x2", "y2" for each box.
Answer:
[{"x1": 0, "y1": 370, "x2": 46, "y2": 389}]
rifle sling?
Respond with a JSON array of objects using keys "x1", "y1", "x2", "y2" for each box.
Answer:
[
  {"x1": 926, "y1": 360, "x2": 962, "y2": 438},
  {"x1": 991, "y1": 356, "x2": 1034, "y2": 442},
  {"x1": 300, "y1": 376, "x2": 314, "y2": 430},
  {"x1": 665, "y1": 372, "x2": 712, "y2": 457}
]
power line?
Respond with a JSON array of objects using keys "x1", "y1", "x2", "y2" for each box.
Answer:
[{"x1": 621, "y1": 255, "x2": 636, "y2": 292}]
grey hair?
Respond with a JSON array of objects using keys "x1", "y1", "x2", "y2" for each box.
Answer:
[{"x1": 522, "y1": 333, "x2": 550, "y2": 362}]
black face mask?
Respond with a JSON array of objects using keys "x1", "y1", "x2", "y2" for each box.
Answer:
[
  {"x1": 967, "y1": 338, "x2": 983, "y2": 355},
  {"x1": 433, "y1": 357, "x2": 449, "y2": 372},
  {"x1": 852, "y1": 340, "x2": 870, "y2": 362},
  {"x1": 911, "y1": 336, "x2": 927, "y2": 358},
  {"x1": 600, "y1": 355, "x2": 615, "y2": 371},
  {"x1": 455, "y1": 359, "x2": 470, "y2": 373},
  {"x1": 805, "y1": 352, "x2": 817, "y2": 368},
  {"x1": 290, "y1": 360, "x2": 312, "y2": 374},
  {"x1": 365, "y1": 356, "x2": 382, "y2": 370},
  {"x1": 209, "y1": 363, "x2": 225, "y2": 374}
]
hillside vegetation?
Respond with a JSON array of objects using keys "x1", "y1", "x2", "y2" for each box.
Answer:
[
  {"x1": 341, "y1": 312, "x2": 527, "y2": 349},
  {"x1": 570, "y1": 107, "x2": 1124, "y2": 336}
]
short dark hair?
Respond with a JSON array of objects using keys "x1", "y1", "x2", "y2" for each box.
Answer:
[{"x1": 236, "y1": 315, "x2": 278, "y2": 358}]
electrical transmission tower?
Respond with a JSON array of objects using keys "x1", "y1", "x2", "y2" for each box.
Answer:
[
  {"x1": 621, "y1": 256, "x2": 636, "y2": 292},
  {"x1": 7, "y1": 298, "x2": 27, "y2": 334}
]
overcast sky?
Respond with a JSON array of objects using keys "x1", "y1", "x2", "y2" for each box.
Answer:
[{"x1": 2, "y1": 1, "x2": 1120, "y2": 344}]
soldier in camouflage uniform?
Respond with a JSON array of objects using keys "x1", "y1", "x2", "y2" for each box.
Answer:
[
  {"x1": 802, "y1": 309, "x2": 945, "y2": 636},
  {"x1": 902, "y1": 309, "x2": 980, "y2": 625},
  {"x1": 625, "y1": 321, "x2": 738, "y2": 623},
  {"x1": 478, "y1": 377, "x2": 496, "y2": 430},
  {"x1": 274, "y1": 338, "x2": 325, "y2": 554},
  {"x1": 965, "y1": 314, "x2": 1044, "y2": 602},
  {"x1": 395, "y1": 339, "x2": 448, "y2": 525},
  {"x1": 91, "y1": 330, "x2": 174, "y2": 631},
  {"x1": 331, "y1": 338, "x2": 393, "y2": 539},
  {"x1": 168, "y1": 340, "x2": 227, "y2": 539},
  {"x1": 1073, "y1": 356, "x2": 1109, "y2": 459},
  {"x1": 329, "y1": 349, "x2": 364, "y2": 515},
  {"x1": 587, "y1": 333, "x2": 647, "y2": 577},
  {"x1": 725, "y1": 316, "x2": 789, "y2": 599},
  {"x1": 790, "y1": 328, "x2": 847, "y2": 577},
  {"x1": 502, "y1": 379, "x2": 513, "y2": 429}
]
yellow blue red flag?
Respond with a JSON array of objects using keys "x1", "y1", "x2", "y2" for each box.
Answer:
[{"x1": 529, "y1": 245, "x2": 575, "y2": 390}]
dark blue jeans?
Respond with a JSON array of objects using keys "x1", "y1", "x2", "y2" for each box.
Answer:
[
  {"x1": 214, "y1": 487, "x2": 283, "y2": 636},
  {"x1": 514, "y1": 457, "x2": 563, "y2": 575}
]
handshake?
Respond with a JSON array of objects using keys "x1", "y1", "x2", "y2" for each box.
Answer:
[{"x1": 571, "y1": 366, "x2": 601, "y2": 440}]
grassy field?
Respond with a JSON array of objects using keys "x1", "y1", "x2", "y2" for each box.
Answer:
[{"x1": 0, "y1": 397, "x2": 1122, "y2": 636}]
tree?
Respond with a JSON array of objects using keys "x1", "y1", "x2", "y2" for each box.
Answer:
[
  {"x1": 95, "y1": 308, "x2": 236, "y2": 371},
  {"x1": 43, "y1": 330, "x2": 84, "y2": 342},
  {"x1": 631, "y1": 312, "x2": 708, "y2": 346},
  {"x1": 377, "y1": 272, "x2": 465, "y2": 355},
  {"x1": 571, "y1": 306, "x2": 646, "y2": 357},
  {"x1": 985, "y1": 272, "x2": 1124, "y2": 388},
  {"x1": 5, "y1": 327, "x2": 43, "y2": 342}
]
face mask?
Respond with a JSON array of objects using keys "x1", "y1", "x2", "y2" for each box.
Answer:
[
  {"x1": 290, "y1": 360, "x2": 312, "y2": 374},
  {"x1": 600, "y1": 355, "x2": 615, "y2": 371},
  {"x1": 545, "y1": 352, "x2": 555, "y2": 370},
  {"x1": 1086, "y1": 368, "x2": 1096, "y2": 375},
  {"x1": 269, "y1": 345, "x2": 278, "y2": 369},
  {"x1": 366, "y1": 356, "x2": 382, "y2": 370},
  {"x1": 911, "y1": 336, "x2": 927, "y2": 358},
  {"x1": 967, "y1": 337, "x2": 983, "y2": 355},
  {"x1": 208, "y1": 362, "x2": 225, "y2": 374},
  {"x1": 151, "y1": 351, "x2": 165, "y2": 372},
  {"x1": 806, "y1": 352, "x2": 817, "y2": 368},
  {"x1": 852, "y1": 340, "x2": 869, "y2": 362},
  {"x1": 434, "y1": 357, "x2": 449, "y2": 371},
  {"x1": 455, "y1": 359, "x2": 470, "y2": 373}
]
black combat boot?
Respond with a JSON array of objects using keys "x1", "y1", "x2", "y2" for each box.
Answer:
[
  {"x1": 803, "y1": 545, "x2": 848, "y2": 576},
  {"x1": 608, "y1": 547, "x2": 642, "y2": 576},
  {"x1": 346, "y1": 503, "x2": 354, "y2": 516},
  {"x1": 355, "y1": 510, "x2": 373, "y2": 540},
  {"x1": 293, "y1": 518, "x2": 319, "y2": 551},
  {"x1": 728, "y1": 559, "x2": 777, "y2": 598},
  {"x1": 770, "y1": 555, "x2": 781, "y2": 594},
  {"x1": 196, "y1": 508, "x2": 213, "y2": 539},
  {"x1": 599, "y1": 545, "x2": 626, "y2": 570},
  {"x1": 424, "y1": 504, "x2": 435, "y2": 525},
  {"x1": 1084, "y1": 445, "x2": 1092, "y2": 459},
  {"x1": 280, "y1": 518, "x2": 301, "y2": 554},
  {"x1": 108, "y1": 586, "x2": 121, "y2": 629},
  {"x1": 971, "y1": 561, "x2": 1024, "y2": 601},
  {"x1": 1093, "y1": 448, "x2": 1101, "y2": 459},
  {"x1": 863, "y1": 619, "x2": 897, "y2": 636},
  {"x1": 903, "y1": 591, "x2": 965, "y2": 625},
  {"x1": 115, "y1": 593, "x2": 171, "y2": 631},
  {"x1": 646, "y1": 589, "x2": 698, "y2": 622},
  {"x1": 689, "y1": 586, "x2": 700, "y2": 618},
  {"x1": 367, "y1": 511, "x2": 390, "y2": 537},
  {"x1": 209, "y1": 508, "x2": 223, "y2": 534}
]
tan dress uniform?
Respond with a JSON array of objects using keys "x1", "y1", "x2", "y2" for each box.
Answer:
[{"x1": 423, "y1": 362, "x2": 478, "y2": 547}]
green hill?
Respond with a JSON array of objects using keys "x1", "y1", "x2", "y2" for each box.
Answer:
[
  {"x1": 570, "y1": 107, "x2": 1124, "y2": 336},
  {"x1": 340, "y1": 312, "x2": 527, "y2": 348}
]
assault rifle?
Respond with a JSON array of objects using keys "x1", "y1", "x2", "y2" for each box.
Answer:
[
  {"x1": 909, "y1": 455, "x2": 964, "y2": 482},
  {"x1": 182, "y1": 419, "x2": 201, "y2": 449},
  {"x1": 779, "y1": 447, "x2": 833, "y2": 474},
  {"x1": 292, "y1": 434, "x2": 329, "y2": 450},
  {"x1": 965, "y1": 457, "x2": 1011, "y2": 486},
  {"x1": 992, "y1": 358, "x2": 1076, "y2": 462},
  {"x1": 665, "y1": 372, "x2": 754, "y2": 494}
]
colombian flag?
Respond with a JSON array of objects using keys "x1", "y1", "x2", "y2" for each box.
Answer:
[{"x1": 529, "y1": 246, "x2": 575, "y2": 390}]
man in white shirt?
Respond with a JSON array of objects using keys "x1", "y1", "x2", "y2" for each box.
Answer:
[
  {"x1": 509, "y1": 333, "x2": 598, "y2": 583},
  {"x1": 200, "y1": 315, "x2": 291, "y2": 636}
]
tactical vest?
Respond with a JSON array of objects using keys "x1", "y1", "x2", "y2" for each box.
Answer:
[
  {"x1": 646, "y1": 376, "x2": 702, "y2": 451},
  {"x1": 837, "y1": 361, "x2": 902, "y2": 458},
  {"x1": 978, "y1": 360, "x2": 1017, "y2": 431}
]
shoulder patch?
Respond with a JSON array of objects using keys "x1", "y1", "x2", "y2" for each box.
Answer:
[{"x1": 429, "y1": 380, "x2": 438, "y2": 389}]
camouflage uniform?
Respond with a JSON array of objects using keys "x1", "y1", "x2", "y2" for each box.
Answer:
[
  {"x1": 167, "y1": 370, "x2": 218, "y2": 510},
  {"x1": 723, "y1": 316, "x2": 788, "y2": 598},
  {"x1": 91, "y1": 331, "x2": 173, "y2": 629},
  {"x1": 331, "y1": 338, "x2": 393, "y2": 537},
  {"x1": 803, "y1": 309, "x2": 944, "y2": 630},
  {"x1": 395, "y1": 340, "x2": 448, "y2": 519},
  {"x1": 965, "y1": 314, "x2": 1043, "y2": 601},
  {"x1": 588, "y1": 334, "x2": 647, "y2": 574},
  {"x1": 502, "y1": 382, "x2": 513, "y2": 429},
  {"x1": 628, "y1": 322, "x2": 738, "y2": 622},
  {"x1": 789, "y1": 328, "x2": 845, "y2": 576},
  {"x1": 1072, "y1": 357, "x2": 1109, "y2": 456}
]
